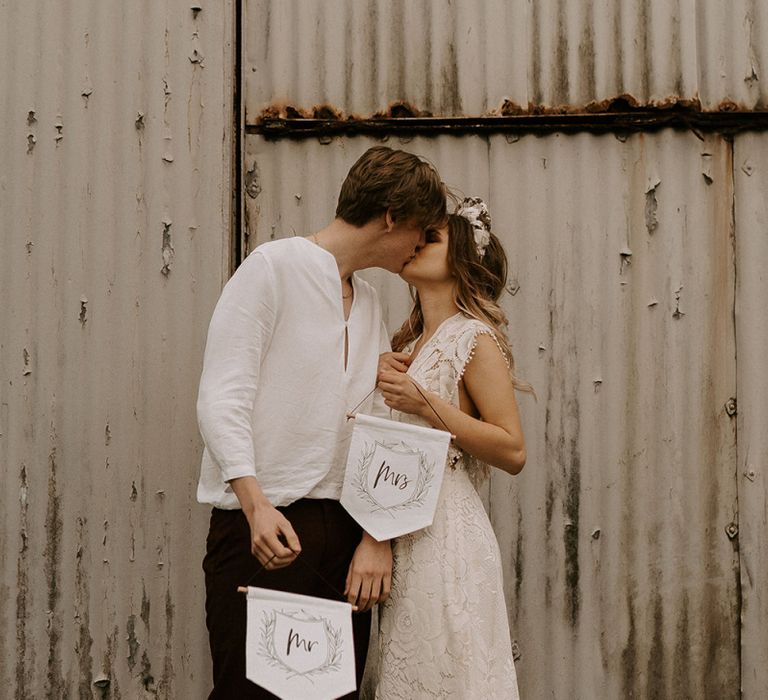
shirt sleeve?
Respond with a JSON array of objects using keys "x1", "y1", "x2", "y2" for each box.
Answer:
[{"x1": 196, "y1": 251, "x2": 277, "y2": 482}]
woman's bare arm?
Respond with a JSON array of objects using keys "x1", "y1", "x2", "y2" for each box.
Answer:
[{"x1": 378, "y1": 333, "x2": 526, "y2": 474}]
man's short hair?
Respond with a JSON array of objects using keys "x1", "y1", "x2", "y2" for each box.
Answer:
[{"x1": 336, "y1": 146, "x2": 446, "y2": 231}]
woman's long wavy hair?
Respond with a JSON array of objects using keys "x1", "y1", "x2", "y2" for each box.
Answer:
[{"x1": 391, "y1": 213, "x2": 533, "y2": 394}]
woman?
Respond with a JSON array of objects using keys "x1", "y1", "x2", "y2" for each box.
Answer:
[{"x1": 375, "y1": 198, "x2": 529, "y2": 699}]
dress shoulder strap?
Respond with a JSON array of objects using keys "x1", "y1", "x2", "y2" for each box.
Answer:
[{"x1": 448, "y1": 318, "x2": 507, "y2": 384}]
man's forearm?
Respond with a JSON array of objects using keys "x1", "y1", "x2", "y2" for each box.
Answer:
[{"x1": 229, "y1": 475, "x2": 272, "y2": 514}]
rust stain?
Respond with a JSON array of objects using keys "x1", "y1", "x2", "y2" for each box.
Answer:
[
  {"x1": 578, "y1": 1, "x2": 596, "y2": 100},
  {"x1": 621, "y1": 591, "x2": 638, "y2": 698},
  {"x1": 646, "y1": 592, "x2": 664, "y2": 696},
  {"x1": 126, "y1": 615, "x2": 139, "y2": 671},
  {"x1": 160, "y1": 584, "x2": 175, "y2": 692},
  {"x1": 140, "y1": 650, "x2": 155, "y2": 691},
  {"x1": 256, "y1": 94, "x2": 735, "y2": 122},
  {"x1": 553, "y1": 0, "x2": 570, "y2": 105},
  {"x1": 717, "y1": 99, "x2": 742, "y2": 112},
  {"x1": 376, "y1": 101, "x2": 428, "y2": 119},
  {"x1": 261, "y1": 100, "x2": 432, "y2": 121},
  {"x1": 99, "y1": 625, "x2": 121, "y2": 700},
  {"x1": 252, "y1": 94, "x2": 768, "y2": 142},
  {"x1": 514, "y1": 506, "x2": 523, "y2": 616},
  {"x1": 75, "y1": 516, "x2": 93, "y2": 697},
  {"x1": 311, "y1": 104, "x2": 341, "y2": 120},
  {"x1": 673, "y1": 592, "x2": 692, "y2": 694},
  {"x1": 141, "y1": 583, "x2": 150, "y2": 633},
  {"x1": 563, "y1": 410, "x2": 581, "y2": 627},
  {"x1": 44, "y1": 447, "x2": 64, "y2": 696},
  {"x1": 439, "y1": 41, "x2": 461, "y2": 115},
  {"x1": 15, "y1": 464, "x2": 30, "y2": 700}
]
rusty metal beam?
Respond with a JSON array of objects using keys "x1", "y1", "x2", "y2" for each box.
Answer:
[{"x1": 250, "y1": 111, "x2": 768, "y2": 140}]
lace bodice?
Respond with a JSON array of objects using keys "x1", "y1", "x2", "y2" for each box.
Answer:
[{"x1": 393, "y1": 313, "x2": 508, "y2": 484}]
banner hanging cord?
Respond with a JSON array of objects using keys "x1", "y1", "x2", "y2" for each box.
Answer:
[
  {"x1": 347, "y1": 382, "x2": 454, "y2": 438},
  {"x1": 238, "y1": 550, "x2": 356, "y2": 609}
]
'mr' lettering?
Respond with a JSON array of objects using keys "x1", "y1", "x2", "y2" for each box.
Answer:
[{"x1": 286, "y1": 628, "x2": 317, "y2": 656}]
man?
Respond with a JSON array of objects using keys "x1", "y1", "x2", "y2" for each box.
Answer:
[{"x1": 197, "y1": 146, "x2": 446, "y2": 698}]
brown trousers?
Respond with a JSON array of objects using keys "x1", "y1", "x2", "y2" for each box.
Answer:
[{"x1": 203, "y1": 499, "x2": 371, "y2": 699}]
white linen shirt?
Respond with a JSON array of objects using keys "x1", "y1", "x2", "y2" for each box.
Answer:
[{"x1": 197, "y1": 237, "x2": 389, "y2": 510}]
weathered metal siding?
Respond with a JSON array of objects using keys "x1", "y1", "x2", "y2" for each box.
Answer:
[
  {"x1": 0, "y1": 2, "x2": 234, "y2": 697},
  {"x1": 486, "y1": 131, "x2": 739, "y2": 699},
  {"x1": 734, "y1": 133, "x2": 768, "y2": 699},
  {"x1": 243, "y1": 132, "x2": 741, "y2": 697},
  {"x1": 245, "y1": 0, "x2": 768, "y2": 120}
]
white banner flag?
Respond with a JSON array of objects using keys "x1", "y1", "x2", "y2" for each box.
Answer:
[
  {"x1": 340, "y1": 413, "x2": 451, "y2": 541},
  {"x1": 245, "y1": 587, "x2": 356, "y2": 700}
]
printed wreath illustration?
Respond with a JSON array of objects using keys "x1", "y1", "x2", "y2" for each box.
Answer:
[
  {"x1": 259, "y1": 609, "x2": 343, "y2": 682},
  {"x1": 351, "y1": 440, "x2": 435, "y2": 518}
]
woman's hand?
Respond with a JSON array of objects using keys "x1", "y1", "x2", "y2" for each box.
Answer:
[
  {"x1": 378, "y1": 368, "x2": 431, "y2": 417},
  {"x1": 345, "y1": 532, "x2": 392, "y2": 612},
  {"x1": 377, "y1": 351, "x2": 411, "y2": 382}
]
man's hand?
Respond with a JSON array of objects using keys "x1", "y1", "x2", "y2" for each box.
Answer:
[
  {"x1": 344, "y1": 532, "x2": 392, "y2": 613},
  {"x1": 230, "y1": 476, "x2": 301, "y2": 569},
  {"x1": 377, "y1": 351, "x2": 411, "y2": 381}
]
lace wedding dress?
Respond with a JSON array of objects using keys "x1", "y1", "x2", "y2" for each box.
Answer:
[{"x1": 375, "y1": 313, "x2": 520, "y2": 699}]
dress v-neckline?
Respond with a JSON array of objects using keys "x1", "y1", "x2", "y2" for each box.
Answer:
[{"x1": 408, "y1": 312, "x2": 463, "y2": 368}]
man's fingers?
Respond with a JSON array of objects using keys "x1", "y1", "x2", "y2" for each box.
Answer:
[
  {"x1": 277, "y1": 520, "x2": 302, "y2": 554},
  {"x1": 262, "y1": 531, "x2": 294, "y2": 558},
  {"x1": 252, "y1": 541, "x2": 294, "y2": 568},
  {"x1": 264, "y1": 556, "x2": 296, "y2": 570},
  {"x1": 380, "y1": 574, "x2": 391, "y2": 603}
]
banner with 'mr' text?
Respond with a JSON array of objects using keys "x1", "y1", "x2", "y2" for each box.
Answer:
[{"x1": 245, "y1": 587, "x2": 356, "y2": 700}]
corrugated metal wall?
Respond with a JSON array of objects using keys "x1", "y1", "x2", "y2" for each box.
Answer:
[
  {"x1": 0, "y1": 1, "x2": 234, "y2": 698},
  {"x1": 244, "y1": 1, "x2": 767, "y2": 698},
  {"x1": 2, "y1": 0, "x2": 766, "y2": 697},
  {"x1": 734, "y1": 133, "x2": 768, "y2": 700},
  {"x1": 245, "y1": 132, "x2": 741, "y2": 699},
  {"x1": 245, "y1": 0, "x2": 768, "y2": 118}
]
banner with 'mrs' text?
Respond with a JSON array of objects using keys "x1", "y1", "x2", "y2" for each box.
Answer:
[{"x1": 340, "y1": 413, "x2": 450, "y2": 541}]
